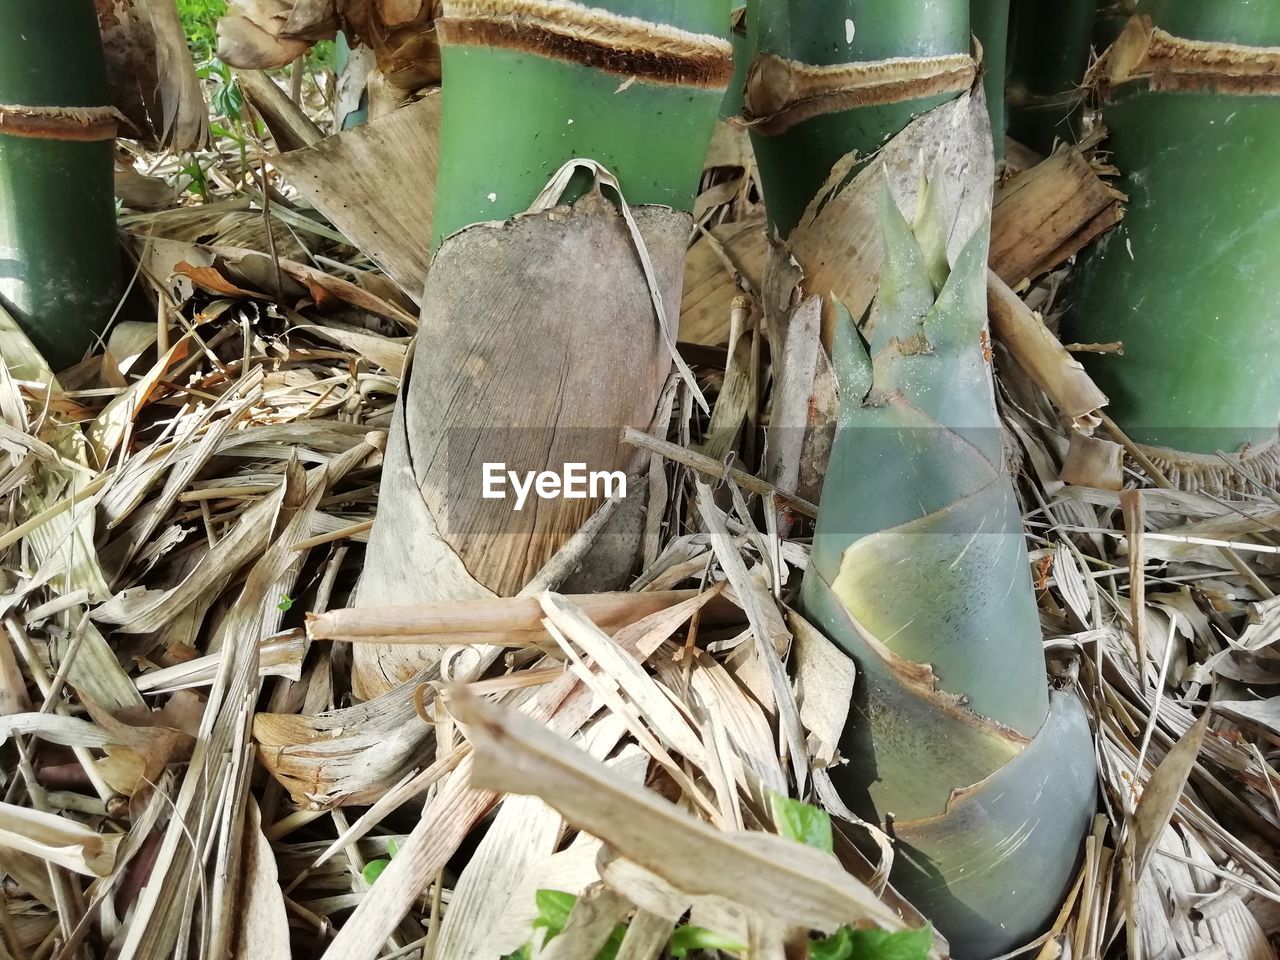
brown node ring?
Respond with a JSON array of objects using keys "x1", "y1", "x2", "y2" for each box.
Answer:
[
  {"x1": 436, "y1": 0, "x2": 733, "y2": 88},
  {"x1": 1090, "y1": 16, "x2": 1280, "y2": 96},
  {"x1": 0, "y1": 104, "x2": 123, "y2": 142},
  {"x1": 743, "y1": 51, "x2": 978, "y2": 137},
  {"x1": 1140, "y1": 437, "x2": 1280, "y2": 498}
]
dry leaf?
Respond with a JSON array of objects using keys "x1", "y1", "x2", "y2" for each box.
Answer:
[
  {"x1": 1133, "y1": 706, "x2": 1212, "y2": 878},
  {"x1": 451, "y1": 686, "x2": 910, "y2": 935},
  {"x1": 96, "y1": 0, "x2": 209, "y2": 149},
  {"x1": 0, "y1": 803, "x2": 120, "y2": 877},
  {"x1": 231, "y1": 799, "x2": 291, "y2": 960}
]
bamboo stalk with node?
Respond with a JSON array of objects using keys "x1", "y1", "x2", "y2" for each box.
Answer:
[
  {"x1": 0, "y1": 0, "x2": 122, "y2": 369},
  {"x1": 744, "y1": 1, "x2": 975, "y2": 237},
  {"x1": 353, "y1": 0, "x2": 734, "y2": 698},
  {"x1": 1065, "y1": 2, "x2": 1280, "y2": 494},
  {"x1": 746, "y1": 2, "x2": 1096, "y2": 954}
]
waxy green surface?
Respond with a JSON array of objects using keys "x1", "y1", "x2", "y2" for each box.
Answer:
[
  {"x1": 1066, "y1": 0, "x2": 1280, "y2": 453},
  {"x1": 746, "y1": 0, "x2": 971, "y2": 234},
  {"x1": 432, "y1": 0, "x2": 732, "y2": 244},
  {"x1": 802, "y1": 187, "x2": 1095, "y2": 957}
]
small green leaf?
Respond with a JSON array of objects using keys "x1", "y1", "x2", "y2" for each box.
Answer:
[
  {"x1": 532, "y1": 890, "x2": 578, "y2": 936},
  {"x1": 387, "y1": 839, "x2": 400, "y2": 857},
  {"x1": 810, "y1": 926, "x2": 854, "y2": 960},
  {"x1": 768, "y1": 791, "x2": 833, "y2": 854},
  {"x1": 212, "y1": 75, "x2": 245, "y2": 121},
  {"x1": 208, "y1": 121, "x2": 246, "y2": 146},
  {"x1": 669, "y1": 925, "x2": 747, "y2": 958},
  {"x1": 845, "y1": 925, "x2": 933, "y2": 960},
  {"x1": 277, "y1": 594, "x2": 294, "y2": 612},
  {"x1": 361, "y1": 858, "x2": 390, "y2": 886},
  {"x1": 308, "y1": 39, "x2": 337, "y2": 72},
  {"x1": 525, "y1": 891, "x2": 626, "y2": 959}
]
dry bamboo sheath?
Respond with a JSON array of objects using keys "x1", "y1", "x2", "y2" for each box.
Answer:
[{"x1": 355, "y1": 0, "x2": 733, "y2": 697}]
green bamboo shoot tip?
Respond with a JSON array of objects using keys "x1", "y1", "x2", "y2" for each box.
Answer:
[{"x1": 803, "y1": 183, "x2": 1095, "y2": 957}]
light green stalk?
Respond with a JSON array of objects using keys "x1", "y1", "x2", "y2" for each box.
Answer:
[
  {"x1": 432, "y1": 0, "x2": 732, "y2": 244},
  {"x1": 801, "y1": 188, "x2": 1095, "y2": 958}
]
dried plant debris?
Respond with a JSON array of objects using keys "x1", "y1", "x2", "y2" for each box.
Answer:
[
  {"x1": 218, "y1": 0, "x2": 443, "y2": 111},
  {"x1": 0, "y1": 44, "x2": 1275, "y2": 960},
  {"x1": 96, "y1": 0, "x2": 209, "y2": 150}
]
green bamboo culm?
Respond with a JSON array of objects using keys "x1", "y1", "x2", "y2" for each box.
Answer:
[
  {"x1": 801, "y1": 188, "x2": 1095, "y2": 959},
  {"x1": 431, "y1": 0, "x2": 733, "y2": 245},
  {"x1": 744, "y1": 0, "x2": 973, "y2": 236},
  {"x1": 1064, "y1": 1, "x2": 1280, "y2": 490},
  {"x1": 0, "y1": 0, "x2": 121, "y2": 370},
  {"x1": 970, "y1": 0, "x2": 1011, "y2": 161},
  {"x1": 1006, "y1": 0, "x2": 1096, "y2": 153}
]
